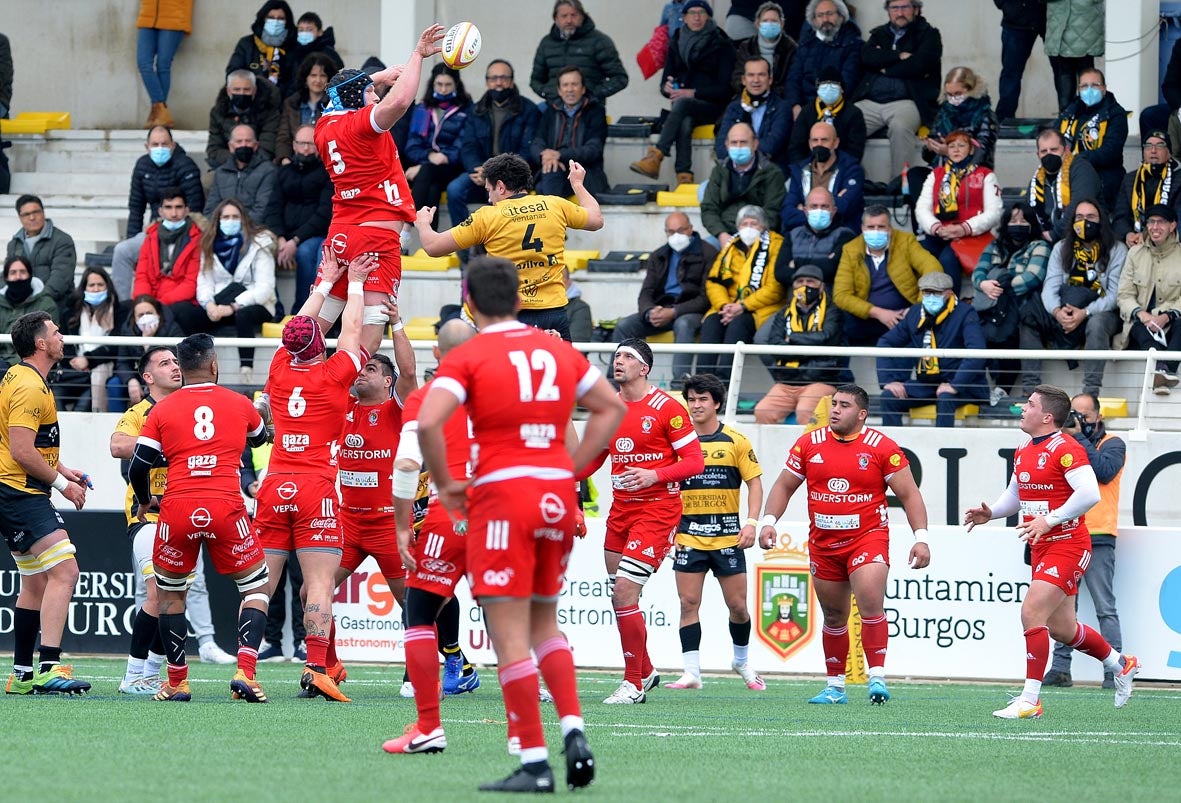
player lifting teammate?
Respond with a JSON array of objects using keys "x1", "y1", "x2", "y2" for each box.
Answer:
[
  {"x1": 965, "y1": 384, "x2": 1139, "y2": 719},
  {"x1": 415, "y1": 257, "x2": 625, "y2": 792},
  {"x1": 129, "y1": 334, "x2": 272, "y2": 702},
  {"x1": 759, "y1": 384, "x2": 930, "y2": 705}
]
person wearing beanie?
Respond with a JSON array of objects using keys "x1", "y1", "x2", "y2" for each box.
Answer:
[
  {"x1": 787, "y1": 64, "x2": 866, "y2": 162},
  {"x1": 1112, "y1": 129, "x2": 1181, "y2": 248}
]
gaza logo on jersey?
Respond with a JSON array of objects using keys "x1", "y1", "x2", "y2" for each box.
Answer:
[
  {"x1": 615, "y1": 437, "x2": 635, "y2": 453},
  {"x1": 641, "y1": 416, "x2": 656, "y2": 433},
  {"x1": 539, "y1": 492, "x2": 566, "y2": 524},
  {"x1": 827, "y1": 478, "x2": 850, "y2": 493},
  {"x1": 345, "y1": 433, "x2": 364, "y2": 448}
]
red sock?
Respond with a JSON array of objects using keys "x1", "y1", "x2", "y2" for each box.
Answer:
[
  {"x1": 499, "y1": 659, "x2": 544, "y2": 751},
  {"x1": 237, "y1": 646, "x2": 258, "y2": 679},
  {"x1": 1024, "y1": 626, "x2": 1050, "y2": 681},
  {"x1": 821, "y1": 625, "x2": 849, "y2": 680},
  {"x1": 860, "y1": 614, "x2": 888, "y2": 672},
  {"x1": 405, "y1": 625, "x2": 441, "y2": 732},
  {"x1": 167, "y1": 662, "x2": 188, "y2": 687},
  {"x1": 1068, "y1": 623, "x2": 1112, "y2": 662},
  {"x1": 326, "y1": 619, "x2": 339, "y2": 667},
  {"x1": 615, "y1": 605, "x2": 646, "y2": 688},
  {"x1": 305, "y1": 635, "x2": 329, "y2": 668},
  {"x1": 536, "y1": 636, "x2": 581, "y2": 720}
]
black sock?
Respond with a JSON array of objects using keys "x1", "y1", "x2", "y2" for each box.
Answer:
[
  {"x1": 128, "y1": 609, "x2": 158, "y2": 660},
  {"x1": 13, "y1": 607, "x2": 39, "y2": 671},
  {"x1": 729, "y1": 619, "x2": 751, "y2": 647},
  {"x1": 38, "y1": 645, "x2": 62, "y2": 673},
  {"x1": 159, "y1": 613, "x2": 189, "y2": 669},
  {"x1": 149, "y1": 621, "x2": 165, "y2": 656},
  {"x1": 238, "y1": 607, "x2": 267, "y2": 651},
  {"x1": 679, "y1": 622, "x2": 702, "y2": 653}
]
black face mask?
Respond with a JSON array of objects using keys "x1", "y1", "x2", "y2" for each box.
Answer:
[
  {"x1": 230, "y1": 93, "x2": 253, "y2": 112},
  {"x1": 488, "y1": 87, "x2": 513, "y2": 103},
  {"x1": 234, "y1": 146, "x2": 256, "y2": 164},
  {"x1": 1006, "y1": 223, "x2": 1032, "y2": 246},
  {"x1": 1040, "y1": 153, "x2": 1063, "y2": 173},
  {"x1": 1079, "y1": 419, "x2": 1098, "y2": 441},
  {"x1": 811, "y1": 146, "x2": 832, "y2": 164},
  {"x1": 5, "y1": 278, "x2": 32, "y2": 305},
  {"x1": 294, "y1": 152, "x2": 320, "y2": 167},
  {"x1": 1074, "y1": 218, "x2": 1100, "y2": 242},
  {"x1": 797, "y1": 285, "x2": 821, "y2": 306}
]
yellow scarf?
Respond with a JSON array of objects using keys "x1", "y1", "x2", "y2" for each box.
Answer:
[
  {"x1": 1131, "y1": 162, "x2": 1174, "y2": 232},
  {"x1": 937, "y1": 163, "x2": 976, "y2": 219},
  {"x1": 916, "y1": 295, "x2": 956, "y2": 376},
  {"x1": 815, "y1": 95, "x2": 845, "y2": 125},
  {"x1": 787, "y1": 287, "x2": 826, "y2": 333},
  {"x1": 741, "y1": 89, "x2": 770, "y2": 112},
  {"x1": 1030, "y1": 150, "x2": 1073, "y2": 210},
  {"x1": 253, "y1": 35, "x2": 284, "y2": 85},
  {"x1": 1060, "y1": 114, "x2": 1107, "y2": 153},
  {"x1": 1069, "y1": 235, "x2": 1103, "y2": 294}
]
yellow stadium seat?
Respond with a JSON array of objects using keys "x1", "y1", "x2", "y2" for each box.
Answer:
[
  {"x1": 404, "y1": 316, "x2": 438, "y2": 341},
  {"x1": 564, "y1": 250, "x2": 599, "y2": 271},
  {"x1": 261, "y1": 316, "x2": 294, "y2": 339},
  {"x1": 1098, "y1": 397, "x2": 1128, "y2": 418},
  {"x1": 656, "y1": 184, "x2": 700, "y2": 207},
  {"x1": 646, "y1": 331, "x2": 675, "y2": 344},
  {"x1": 691, "y1": 124, "x2": 715, "y2": 140},
  {"x1": 0, "y1": 112, "x2": 72, "y2": 135},
  {"x1": 403, "y1": 249, "x2": 459, "y2": 272},
  {"x1": 908, "y1": 404, "x2": 980, "y2": 421}
]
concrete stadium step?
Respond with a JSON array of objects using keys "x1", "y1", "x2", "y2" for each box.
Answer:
[{"x1": 7, "y1": 171, "x2": 132, "y2": 197}]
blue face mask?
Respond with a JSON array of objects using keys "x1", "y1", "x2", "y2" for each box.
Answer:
[
  {"x1": 922, "y1": 294, "x2": 946, "y2": 315},
  {"x1": 263, "y1": 19, "x2": 286, "y2": 38},
  {"x1": 759, "y1": 22, "x2": 782, "y2": 39},
  {"x1": 161, "y1": 217, "x2": 187, "y2": 231},
  {"x1": 296, "y1": 30, "x2": 315, "y2": 46},
  {"x1": 807, "y1": 209, "x2": 832, "y2": 230},
  {"x1": 728, "y1": 146, "x2": 753, "y2": 165},
  {"x1": 864, "y1": 230, "x2": 889, "y2": 250},
  {"x1": 84, "y1": 290, "x2": 108, "y2": 306},
  {"x1": 433, "y1": 91, "x2": 457, "y2": 102},
  {"x1": 149, "y1": 146, "x2": 172, "y2": 166},
  {"x1": 219, "y1": 219, "x2": 242, "y2": 237},
  {"x1": 1079, "y1": 87, "x2": 1103, "y2": 107},
  {"x1": 816, "y1": 83, "x2": 841, "y2": 106}
]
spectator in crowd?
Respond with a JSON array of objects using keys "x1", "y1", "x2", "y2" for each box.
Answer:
[
  {"x1": 288, "y1": 11, "x2": 343, "y2": 80},
  {"x1": 1116, "y1": 203, "x2": 1181, "y2": 395},
  {"x1": 132, "y1": 187, "x2": 202, "y2": 313},
  {"x1": 135, "y1": 0, "x2": 192, "y2": 128},
  {"x1": 972, "y1": 201, "x2": 1051, "y2": 404},
  {"x1": 729, "y1": 3, "x2": 797, "y2": 96},
  {"x1": 1153, "y1": 35, "x2": 1181, "y2": 138},
  {"x1": 1112, "y1": 129, "x2": 1181, "y2": 249},
  {"x1": 5, "y1": 194, "x2": 76, "y2": 307},
  {"x1": 0, "y1": 32, "x2": 11, "y2": 118},
  {"x1": 787, "y1": 65, "x2": 866, "y2": 163},
  {"x1": 117, "y1": 294, "x2": 185, "y2": 403},
  {"x1": 276, "y1": 52, "x2": 334, "y2": 165},
  {"x1": 0, "y1": 255, "x2": 59, "y2": 372},
  {"x1": 1045, "y1": 0, "x2": 1104, "y2": 112},
  {"x1": 446, "y1": 59, "x2": 541, "y2": 233},
  {"x1": 876, "y1": 271, "x2": 987, "y2": 427},
  {"x1": 226, "y1": 1, "x2": 298, "y2": 99},
  {"x1": 661, "y1": 0, "x2": 688, "y2": 38},
  {"x1": 716, "y1": 56, "x2": 792, "y2": 172},
  {"x1": 752, "y1": 264, "x2": 843, "y2": 424},
  {"x1": 781, "y1": 120, "x2": 864, "y2": 233},
  {"x1": 784, "y1": 0, "x2": 862, "y2": 120},
  {"x1": 563, "y1": 267, "x2": 593, "y2": 342},
  {"x1": 701, "y1": 123, "x2": 786, "y2": 249},
  {"x1": 530, "y1": 0, "x2": 629, "y2": 103},
  {"x1": 852, "y1": 0, "x2": 943, "y2": 182},
  {"x1": 204, "y1": 123, "x2": 278, "y2": 223},
  {"x1": 110, "y1": 126, "x2": 204, "y2": 301},
  {"x1": 781, "y1": 186, "x2": 856, "y2": 286},
  {"x1": 531, "y1": 65, "x2": 610, "y2": 198},
  {"x1": 630, "y1": 0, "x2": 736, "y2": 185},
  {"x1": 1019, "y1": 199, "x2": 1125, "y2": 398},
  {"x1": 723, "y1": 0, "x2": 760, "y2": 40},
  {"x1": 833, "y1": 204, "x2": 941, "y2": 345},
  {"x1": 207, "y1": 70, "x2": 281, "y2": 168},
  {"x1": 175, "y1": 199, "x2": 277, "y2": 385},
  {"x1": 405, "y1": 64, "x2": 472, "y2": 230},
  {"x1": 698, "y1": 204, "x2": 787, "y2": 380},
  {"x1": 271, "y1": 124, "x2": 330, "y2": 313},
  {"x1": 57, "y1": 267, "x2": 125, "y2": 413},
  {"x1": 1054, "y1": 68, "x2": 1128, "y2": 207},
  {"x1": 612, "y1": 212, "x2": 718, "y2": 384},
  {"x1": 1028, "y1": 126, "x2": 1101, "y2": 243},
  {"x1": 923, "y1": 66, "x2": 999, "y2": 169},
  {"x1": 1044, "y1": 391, "x2": 1127, "y2": 689},
  {"x1": 914, "y1": 129, "x2": 1002, "y2": 294},
  {"x1": 993, "y1": 0, "x2": 1046, "y2": 121}
]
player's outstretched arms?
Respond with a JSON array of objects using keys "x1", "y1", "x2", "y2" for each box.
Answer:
[
  {"x1": 298, "y1": 241, "x2": 348, "y2": 324},
  {"x1": 372, "y1": 24, "x2": 445, "y2": 131},
  {"x1": 337, "y1": 254, "x2": 379, "y2": 356},
  {"x1": 414, "y1": 206, "x2": 461, "y2": 257}
]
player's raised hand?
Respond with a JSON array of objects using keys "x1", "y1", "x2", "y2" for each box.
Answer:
[
  {"x1": 416, "y1": 24, "x2": 445, "y2": 58},
  {"x1": 370, "y1": 64, "x2": 405, "y2": 89},
  {"x1": 907, "y1": 541, "x2": 930, "y2": 569},
  {"x1": 346, "y1": 251, "x2": 378, "y2": 282},
  {"x1": 319, "y1": 241, "x2": 345, "y2": 285},
  {"x1": 963, "y1": 501, "x2": 992, "y2": 531},
  {"x1": 415, "y1": 206, "x2": 437, "y2": 228},
  {"x1": 567, "y1": 160, "x2": 586, "y2": 185}
]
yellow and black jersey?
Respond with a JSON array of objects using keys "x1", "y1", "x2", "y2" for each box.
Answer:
[
  {"x1": 450, "y1": 193, "x2": 589, "y2": 311},
  {"x1": 115, "y1": 396, "x2": 169, "y2": 525},
  {"x1": 678, "y1": 423, "x2": 761, "y2": 550},
  {"x1": 0, "y1": 363, "x2": 60, "y2": 495},
  {"x1": 412, "y1": 469, "x2": 430, "y2": 533}
]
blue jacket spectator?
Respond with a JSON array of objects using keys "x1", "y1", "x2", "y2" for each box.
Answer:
[
  {"x1": 405, "y1": 64, "x2": 472, "y2": 228},
  {"x1": 531, "y1": 69, "x2": 610, "y2": 198},
  {"x1": 784, "y1": 1, "x2": 862, "y2": 113},
  {"x1": 781, "y1": 142, "x2": 864, "y2": 232},
  {"x1": 787, "y1": 65, "x2": 866, "y2": 162},
  {"x1": 715, "y1": 56, "x2": 793, "y2": 171}
]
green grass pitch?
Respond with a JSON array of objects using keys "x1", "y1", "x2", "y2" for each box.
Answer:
[{"x1": 7, "y1": 658, "x2": 1177, "y2": 801}]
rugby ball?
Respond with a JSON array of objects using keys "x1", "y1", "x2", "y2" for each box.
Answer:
[{"x1": 441, "y1": 22, "x2": 481, "y2": 70}]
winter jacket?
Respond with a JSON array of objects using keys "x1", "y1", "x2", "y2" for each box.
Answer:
[
  {"x1": 994, "y1": 0, "x2": 1046, "y2": 34},
  {"x1": 1112, "y1": 159, "x2": 1181, "y2": 241},
  {"x1": 783, "y1": 18, "x2": 863, "y2": 110},
  {"x1": 1045, "y1": 0, "x2": 1103, "y2": 58},
  {"x1": 788, "y1": 95, "x2": 867, "y2": 162},
  {"x1": 1163, "y1": 38, "x2": 1181, "y2": 111},
  {"x1": 530, "y1": 95, "x2": 610, "y2": 196},
  {"x1": 275, "y1": 92, "x2": 324, "y2": 162},
  {"x1": 530, "y1": 15, "x2": 629, "y2": 101},
  {"x1": 206, "y1": 80, "x2": 282, "y2": 167},
  {"x1": 833, "y1": 229, "x2": 942, "y2": 319},
  {"x1": 197, "y1": 231, "x2": 278, "y2": 316},
  {"x1": 565, "y1": 282, "x2": 593, "y2": 343},
  {"x1": 460, "y1": 91, "x2": 542, "y2": 171},
  {"x1": 1054, "y1": 91, "x2": 1129, "y2": 200},
  {"x1": 915, "y1": 166, "x2": 1003, "y2": 237},
  {"x1": 1029, "y1": 156, "x2": 1102, "y2": 241},
  {"x1": 287, "y1": 27, "x2": 343, "y2": 87},
  {"x1": 972, "y1": 239, "x2": 1051, "y2": 300},
  {"x1": 783, "y1": 224, "x2": 858, "y2": 287},
  {"x1": 876, "y1": 300, "x2": 987, "y2": 397},
  {"x1": 125, "y1": 144, "x2": 205, "y2": 237},
  {"x1": 781, "y1": 150, "x2": 865, "y2": 232},
  {"x1": 925, "y1": 95, "x2": 1000, "y2": 169},
  {"x1": 661, "y1": 23, "x2": 738, "y2": 110},
  {"x1": 635, "y1": 235, "x2": 718, "y2": 319},
  {"x1": 405, "y1": 102, "x2": 471, "y2": 167},
  {"x1": 1116, "y1": 235, "x2": 1181, "y2": 348},
  {"x1": 132, "y1": 218, "x2": 202, "y2": 306},
  {"x1": 0, "y1": 34, "x2": 10, "y2": 116},
  {"x1": 730, "y1": 33, "x2": 797, "y2": 96},
  {"x1": 6, "y1": 219, "x2": 76, "y2": 303},
  {"x1": 137, "y1": 0, "x2": 193, "y2": 33},
  {"x1": 226, "y1": 1, "x2": 299, "y2": 98},
  {"x1": 204, "y1": 151, "x2": 278, "y2": 223},
  {"x1": 269, "y1": 159, "x2": 332, "y2": 242},
  {"x1": 701, "y1": 154, "x2": 786, "y2": 237},
  {"x1": 704, "y1": 232, "x2": 788, "y2": 328},
  {"x1": 715, "y1": 92, "x2": 793, "y2": 172},
  {"x1": 0, "y1": 278, "x2": 58, "y2": 367},
  {"x1": 761, "y1": 288, "x2": 845, "y2": 386},
  {"x1": 852, "y1": 15, "x2": 943, "y2": 126}
]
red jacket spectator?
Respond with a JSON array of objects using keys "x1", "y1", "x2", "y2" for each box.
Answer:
[{"x1": 133, "y1": 218, "x2": 201, "y2": 306}]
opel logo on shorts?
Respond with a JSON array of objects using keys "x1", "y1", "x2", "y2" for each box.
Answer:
[
  {"x1": 277, "y1": 481, "x2": 299, "y2": 500},
  {"x1": 539, "y1": 492, "x2": 566, "y2": 524},
  {"x1": 331, "y1": 232, "x2": 348, "y2": 254},
  {"x1": 345, "y1": 433, "x2": 364, "y2": 448},
  {"x1": 827, "y1": 478, "x2": 850, "y2": 493},
  {"x1": 190, "y1": 508, "x2": 212, "y2": 528}
]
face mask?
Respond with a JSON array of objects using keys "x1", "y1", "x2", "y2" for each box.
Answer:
[
  {"x1": 816, "y1": 83, "x2": 841, "y2": 106},
  {"x1": 433, "y1": 91, "x2": 457, "y2": 102},
  {"x1": 811, "y1": 145, "x2": 832, "y2": 163},
  {"x1": 149, "y1": 146, "x2": 172, "y2": 166},
  {"x1": 737, "y1": 226, "x2": 761, "y2": 246},
  {"x1": 946, "y1": 95, "x2": 967, "y2": 107},
  {"x1": 1006, "y1": 222, "x2": 1031, "y2": 245},
  {"x1": 296, "y1": 30, "x2": 315, "y2": 46},
  {"x1": 160, "y1": 217, "x2": 187, "y2": 231},
  {"x1": 1040, "y1": 153, "x2": 1063, "y2": 173},
  {"x1": 864, "y1": 229, "x2": 889, "y2": 250},
  {"x1": 137, "y1": 313, "x2": 161, "y2": 333},
  {"x1": 488, "y1": 87, "x2": 512, "y2": 103},
  {"x1": 806, "y1": 209, "x2": 832, "y2": 231},
  {"x1": 667, "y1": 232, "x2": 692, "y2": 252},
  {"x1": 728, "y1": 146, "x2": 753, "y2": 165},
  {"x1": 294, "y1": 152, "x2": 320, "y2": 167},
  {"x1": 921, "y1": 294, "x2": 946, "y2": 315},
  {"x1": 759, "y1": 22, "x2": 782, "y2": 39},
  {"x1": 219, "y1": 219, "x2": 242, "y2": 237},
  {"x1": 84, "y1": 290, "x2": 108, "y2": 306},
  {"x1": 1073, "y1": 218, "x2": 1099, "y2": 242},
  {"x1": 263, "y1": 19, "x2": 286, "y2": 38},
  {"x1": 234, "y1": 145, "x2": 256, "y2": 163},
  {"x1": 230, "y1": 93, "x2": 253, "y2": 112},
  {"x1": 1079, "y1": 87, "x2": 1103, "y2": 107},
  {"x1": 794, "y1": 285, "x2": 821, "y2": 306},
  {"x1": 4, "y1": 278, "x2": 32, "y2": 305}
]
